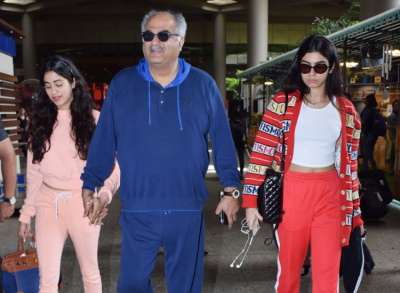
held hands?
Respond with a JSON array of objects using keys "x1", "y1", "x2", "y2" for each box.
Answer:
[
  {"x1": 82, "y1": 189, "x2": 109, "y2": 225},
  {"x1": 245, "y1": 208, "x2": 263, "y2": 235},
  {"x1": 91, "y1": 192, "x2": 109, "y2": 225},
  {"x1": 215, "y1": 196, "x2": 240, "y2": 228},
  {"x1": 0, "y1": 202, "x2": 15, "y2": 222}
]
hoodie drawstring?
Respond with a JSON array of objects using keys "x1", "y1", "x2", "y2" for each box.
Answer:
[
  {"x1": 54, "y1": 191, "x2": 72, "y2": 220},
  {"x1": 176, "y1": 86, "x2": 183, "y2": 131},
  {"x1": 148, "y1": 81, "x2": 152, "y2": 126}
]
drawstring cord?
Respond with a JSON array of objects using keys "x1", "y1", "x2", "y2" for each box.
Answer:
[
  {"x1": 54, "y1": 191, "x2": 72, "y2": 220},
  {"x1": 148, "y1": 82, "x2": 152, "y2": 126},
  {"x1": 176, "y1": 86, "x2": 183, "y2": 131}
]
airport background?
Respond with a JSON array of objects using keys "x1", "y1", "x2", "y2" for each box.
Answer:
[{"x1": 0, "y1": 0, "x2": 399, "y2": 292}]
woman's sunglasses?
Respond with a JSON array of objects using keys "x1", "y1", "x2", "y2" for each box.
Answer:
[
  {"x1": 299, "y1": 63, "x2": 329, "y2": 74},
  {"x1": 142, "y1": 30, "x2": 180, "y2": 42}
]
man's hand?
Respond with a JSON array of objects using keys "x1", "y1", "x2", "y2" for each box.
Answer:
[
  {"x1": 245, "y1": 208, "x2": 263, "y2": 235},
  {"x1": 215, "y1": 196, "x2": 240, "y2": 228},
  {"x1": 88, "y1": 192, "x2": 109, "y2": 225},
  {"x1": 0, "y1": 202, "x2": 15, "y2": 222},
  {"x1": 82, "y1": 189, "x2": 95, "y2": 218},
  {"x1": 18, "y1": 222, "x2": 32, "y2": 242}
]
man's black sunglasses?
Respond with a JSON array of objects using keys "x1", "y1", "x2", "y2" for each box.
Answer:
[{"x1": 142, "y1": 30, "x2": 180, "y2": 42}]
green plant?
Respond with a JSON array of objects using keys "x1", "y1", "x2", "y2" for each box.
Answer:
[
  {"x1": 311, "y1": 0, "x2": 360, "y2": 35},
  {"x1": 225, "y1": 76, "x2": 240, "y2": 99}
]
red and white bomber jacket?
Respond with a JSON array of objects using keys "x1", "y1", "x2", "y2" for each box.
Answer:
[{"x1": 242, "y1": 90, "x2": 363, "y2": 247}]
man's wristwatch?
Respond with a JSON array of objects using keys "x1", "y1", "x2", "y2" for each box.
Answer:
[
  {"x1": 220, "y1": 188, "x2": 241, "y2": 199},
  {"x1": 2, "y1": 196, "x2": 16, "y2": 205}
]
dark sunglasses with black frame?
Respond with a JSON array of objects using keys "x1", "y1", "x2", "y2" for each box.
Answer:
[
  {"x1": 299, "y1": 63, "x2": 329, "y2": 74},
  {"x1": 142, "y1": 30, "x2": 181, "y2": 42}
]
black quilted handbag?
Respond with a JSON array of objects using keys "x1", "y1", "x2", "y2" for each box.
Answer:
[
  {"x1": 257, "y1": 94, "x2": 288, "y2": 225},
  {"x1": 257, "y1": 168, "x2": 284, "y2": 224}
]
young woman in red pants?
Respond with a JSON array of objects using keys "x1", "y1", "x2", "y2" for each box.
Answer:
[{"x1": 242, "y1": 34, "x2": 364, "y2": 293}]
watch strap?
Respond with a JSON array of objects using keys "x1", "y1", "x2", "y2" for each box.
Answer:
[{"x1": 3, "y1": 196, "x2": 16, "y2": 205}]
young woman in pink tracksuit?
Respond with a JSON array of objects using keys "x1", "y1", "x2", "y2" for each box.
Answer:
[
  {"x1": 243, "y1": 35, "x2": 364, "y2": 292},
  {"x1": 18, "y1": 55, "x2": 120, "y2": 293}
]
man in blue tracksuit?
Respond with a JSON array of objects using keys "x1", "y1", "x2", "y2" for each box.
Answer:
[{"x1": 81, "y1": 9, "x2": 241, "y2": 293}]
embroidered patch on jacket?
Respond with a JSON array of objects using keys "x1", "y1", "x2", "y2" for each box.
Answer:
[
  {"x1": 345, "y1": 214, "x2": 352, "y2": 226},
  {"x1": 347, "y1": 143, "x2": 352, "y2": 153},
  {"x1": 346, "y1": 114, "x2": 354, "y2": 128},
  {"x1": 243, "y1": 184, "x2": 259, "y2": 196},
  {"x1": 288, "y1": 95, "x2": 297, "y2": 106},
  {"x1": 252, "y1": 142, "x2": 275, "y2": 156},
  {"x1": 353, "y1": 208, "x2": 362, "y2": 217},
  {"x1": 259, "y1": 121, "x2": 283, "y2": 137},
  {"x1": 352, "y1": 190, "x2": 360, "y2": 200},
  {"x1": 346, "y1": 190, "x2": 353, "y2": 201},
  {"x1": 346, "y1": 164, "x2": 351, "y2": 175},
  {"x1": 247, "y1": 164, "x2": 268, "y2": 175},
  {"x1": 282, "y1": 120, "x2": 291, "y2": 132},
  {"x1": 267, "y1": 100, "x2": 287, "y2": 115},
  {"x1": 276, "y1": 143, "x2": 284, "y2": 154},
  {"x1": 353, "y1": 129, "x2": 361, "y2": 139}
]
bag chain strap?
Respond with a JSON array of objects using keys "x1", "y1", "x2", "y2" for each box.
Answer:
[{"x1": 279, "y1": 93, "x2": 289, "y2": 173}]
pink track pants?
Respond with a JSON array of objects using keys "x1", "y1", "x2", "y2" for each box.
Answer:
[
  {"x1": 274, "y1": 169, "x2": 342, "y2": 293},
  {"x1": 35, "y1": 185, "x2": 101, "y2": 293}
]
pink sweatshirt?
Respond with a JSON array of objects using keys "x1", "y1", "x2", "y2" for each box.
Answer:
[{"x1": 19, "y1": 109, "x2": 120, "y2": 224}]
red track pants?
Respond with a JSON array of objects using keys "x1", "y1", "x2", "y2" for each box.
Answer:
[{"x1": 274, "y1": 169, "x2": 342, "y2": 293}]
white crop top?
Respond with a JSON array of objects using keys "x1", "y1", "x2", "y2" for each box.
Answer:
[{"x1": 292, "y1": 99, "x2": 341, "y2": 167}]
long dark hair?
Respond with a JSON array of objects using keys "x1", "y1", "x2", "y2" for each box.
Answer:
[
  {"x1": 28, "y1": 55, "x2": 95, "y2": 162},
  {"x1": 282, "y1": 34, "x2": 342, "y2": 101},
  {"x1": 365, "y1": 93, "x2": 377, "y2": 108}
]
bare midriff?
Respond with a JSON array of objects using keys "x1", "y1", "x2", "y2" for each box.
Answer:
[{"x1": 289, "y1": 163, "x2": 335, "y2": 173}]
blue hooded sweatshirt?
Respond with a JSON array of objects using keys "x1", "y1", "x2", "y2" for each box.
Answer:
[{"x1": 81, "y1": 58, "x2": 240, "y2": 212}]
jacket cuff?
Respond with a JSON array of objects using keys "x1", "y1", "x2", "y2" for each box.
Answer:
[
  {"x1": 241, "y1": 195, "x2": 257, "y2": 208},
  {"x1": 19, "y1": 214, "x2": 32, "y2": 225},
  {"x1": 82, "y1": 181, "x2": 96, "y2": 192}
]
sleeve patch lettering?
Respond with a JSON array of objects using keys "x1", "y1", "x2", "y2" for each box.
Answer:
[
  {"x1": 243, "y1": 184, "x2": 259, "y2": 195},
  {"x1": 345, "y1": 214, "x2": 353, "y2": 226},
  {"x1": 346, "y1": 190, "x2": 353, "y2": 201},
  {"x1": 267, "y1": 101, "x2": 287, "y2": 115},
  {"x1": 247, "y1": 164, "x2": 268, "y2": 175},
  {"x1": 282, "y1": 120, "x2": 291, "y2": 132},
  {"x1": 259, "y1": 121, "x2": 282, "y2": 137},
  {"x1": 352, "y1": 190, "x2": 359, "y2": 200},
  {"x1": 353, "y1": 129, "x2": 361, "y2": 139},
  {"x1": 346, "y1": 114, "x2": 354, "y2": 128},
  {"x1": 252, "y1": 142, "x2": 275, "y2": 156}
]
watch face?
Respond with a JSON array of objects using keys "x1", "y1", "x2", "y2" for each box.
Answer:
[
  {"x1": 232, "y1": 189, "x2": 241, "y2": 199},
  {"x1": 5, "y1": 196, "x2": 16, "y2": 205}
]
